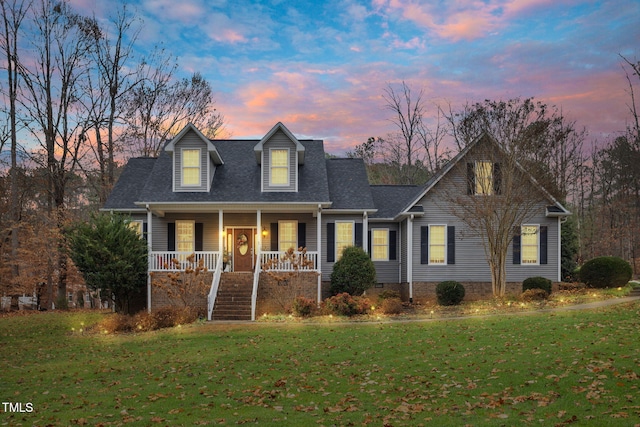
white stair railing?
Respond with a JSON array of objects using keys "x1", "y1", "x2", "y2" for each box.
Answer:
[
  {"x1": 207, "y1": 252, "x2": 224, "y2": 321},
  {"x1": 251, "y1": 248, "x2": 262, "y2": 321}
]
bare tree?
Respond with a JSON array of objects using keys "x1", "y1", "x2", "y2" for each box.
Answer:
[
  {"x1": 380, "y1": 81, "x2": 426, "y2": 184},
  {"x1": 80, "y1": 3, "x2": 142, "y2": 203},
  {"x1": 0, "y1": 0, "x2": 30, "y2": 289},
  {"x1": 443, "y1": 98, "x2": 579, "y2": 296},
  {"x1": 122, "y1": 49, "x2": 225, "y2": 157},
  {"x1": 17, "y1": 0, "x2": 96, "y2": 307}
]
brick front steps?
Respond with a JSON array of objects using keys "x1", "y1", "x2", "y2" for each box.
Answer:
[{"x1": 212, "y1": 272, "x2": 253, "y2": 321}]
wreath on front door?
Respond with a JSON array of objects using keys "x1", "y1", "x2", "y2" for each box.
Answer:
[{"x1": 236, "y1": 233, "x2": 249, "y2": 255}]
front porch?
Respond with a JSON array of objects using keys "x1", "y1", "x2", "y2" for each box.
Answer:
[{"x1": 145, "y1": 206, "x2": 325, "y2": 321}]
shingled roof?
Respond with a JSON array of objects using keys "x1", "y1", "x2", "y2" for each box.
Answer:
[
  {"x1": 103, "y1": 157, "x2": 157, "y2": 211},
  {"x1": 325, "y1": 158, "x2": 375, "y2": 211},
  {"x1": 369, "y1": 185, "x2": 423, "y2": 219}
]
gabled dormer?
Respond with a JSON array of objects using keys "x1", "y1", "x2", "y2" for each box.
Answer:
[
  {"x1": 165, "y1": 123, "x2": 223, "y2": 192},
  {"x1": 254, "y1": 122, "x2": 305, "y2": 192}
]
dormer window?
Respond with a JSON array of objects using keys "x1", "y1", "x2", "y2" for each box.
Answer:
[
  {"x1": 270, "y1": 149, "x2": 289, "y2": 186},
  {"x1": 182, "y1": 149, "x2": 201, "y2": 186}
]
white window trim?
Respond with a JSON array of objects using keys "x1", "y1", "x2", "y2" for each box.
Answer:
[
  {"x1": 335, "y1": 220, "x2": 355, "y2": 261},
  {"x1": 474, "y1": 160, "x2": 493, "y2": 196},
  {"x1": 521, "y1": 224, "x2": 540, "y2": 266},
  {"x1": 269, "y1": 148, "x2": 290, "y2": 187},
  {"x1": 181, "y1": 148, "x2": 201, "y2": 187},
  {"x1": 176, "y1": 220, "x2": 195, "y2": 253},
  {"x1": 278, "y1": 220, "x2": 298, "y2": 252},
  {"x1": 428, "y1": 224, "x2": 447, "y2": 266},
  {"x1": 371, "y1": 228, "x2": 389, "y2": 262}
]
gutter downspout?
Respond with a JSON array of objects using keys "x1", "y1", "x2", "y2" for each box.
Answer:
[
  {"x1": 317, "y1": 204, "x2": 322, "y2": 306},
  {"x1": 146, "y1": 205, "x2": 152, "y2": 313},
  {"x1": 407, "y1": 214, "x2": 414, "y2": 303}
]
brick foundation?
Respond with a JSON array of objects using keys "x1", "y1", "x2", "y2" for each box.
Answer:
[
  {"x1": 256, "y1": 272, "x2": 319, "y2": 315},
  {"x1": 150, "y1": 272, "x2": 212, "y2": 312}
]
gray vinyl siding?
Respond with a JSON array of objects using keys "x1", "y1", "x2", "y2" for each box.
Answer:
[
  {"x1": 173, "y1": 130, "x2": 209, "y2": 192},
  {"x1": 370, "y1": 222, "x2": 400, "y2": 283},
  {"x1": 261, "y1": 213, "x2": 318, "y2": 253},
  {"x1": 410, "y1": 165, "x2": 561, "y2": 283},
  {"x1": 262, "y1": 129, "x2": 297, "y2": 192},
  {"x1": 321, "y1": 214, "x2": 363, "y2": 281},
  {"x1": 151, "y1": 213, "x2": 220, "y2": 252}
]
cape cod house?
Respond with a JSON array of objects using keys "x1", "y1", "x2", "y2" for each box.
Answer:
[{"x1": 103, "y1": 122, "x2": 570, "y2": 320}]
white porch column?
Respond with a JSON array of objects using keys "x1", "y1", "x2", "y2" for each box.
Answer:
[
  {"x1": 557, "y1": 217, "x2": 562, "y2": 282},
  {"x1": 363, "y1": 211, "x2": 368, "y2": 253},
  {"x1": 219, "y1": 209, "x2": 224, "y2": 257},
  {"x1": 317, "y1": 205, "x2": 322, "y2": 305},
  {"x1": 407, "y1": 214, "x2": 414, "y2": 303},
  {"x1": 256, "y1": 209, "x2": 262, "y2": 254},
  {"x1": 146, "y1": 205, "x2": 152, "y2": 313}
]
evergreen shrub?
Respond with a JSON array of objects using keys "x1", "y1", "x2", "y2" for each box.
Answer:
[
  {"x1": 579, "y1": 256, "x2": 632, "y2": 288},
  {"x1": 330, "y1": 246, "x2": 376, "y2": 296},
  {"x1": 522, "y1": 276, "x2": 552, "y2": 294},
  {"x1": 436, "y1": 281, "x2": 465, "y2": 306}
]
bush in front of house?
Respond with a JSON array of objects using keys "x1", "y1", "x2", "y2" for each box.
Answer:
[
  {"x1": 324, "y1": 293, "x2": 371, "y2": 316},
  {"x1": 579, "y1": 256, "x2": 632, "y2": 288},
  {"x1": 436, "y1": 281, "x2": 465, "y2": 306},
  {"x1": 520, "y1": 288, "x2": 549, "y2": 302},
  {"x1": 292, "y1": 296, "x2": 316, "y2": 317},
  {"x1": 94, "y1": 307, "x2": 200, "y2": 334},
  {"x1": 330, "y1": 246, "x2": 376, "y2": 296},
  {"x1": 379, "y1": 297, "x2": 404, "y2": 315},
  {"x1": 522, "y1": 276, "x2": 552, "y2": 295}
]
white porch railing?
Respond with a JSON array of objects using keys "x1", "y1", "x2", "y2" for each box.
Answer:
[
  {"x1": 259, "y1": 251, "x2": 318, "y2": 271},
  {"x1": 150, "y1": 251, "x2": 219, "y2": 271},
  {"x1": 207, "y1": 253, "x2": 224, "y2": 321}
]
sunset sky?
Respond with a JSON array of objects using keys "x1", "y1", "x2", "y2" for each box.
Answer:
[{"x1": 71, "y1": 0, "x2": 639, "y2": 154}]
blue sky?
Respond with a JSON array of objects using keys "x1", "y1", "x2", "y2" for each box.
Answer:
[{"x1": 72, "y1": 0, "x2": 639, "y2": 154}]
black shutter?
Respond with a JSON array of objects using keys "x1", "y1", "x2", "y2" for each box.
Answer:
[
  {"x1": 298, "y1": 222, "x2": 306, "y2": 249},
  {"x1": 540, "y1": 225, "x2": 548, "y2": 265},
  {"x1": 143, "y1": 222, "x2": 148, "y2": 242},
  {"x1": 467, "y1": 163, "x2": 475, "y2": 195},
  {"x1": 389, "y1": 230, "x2": 397, "y2": 261},
  {"x1": 420, "y1": 226, "x2": 429, "y2": 264},
  {"x1": 493, "y1": 162, "x2": 501, "y2": 195},
  {"x1": 327, "y1": 223, "x2": 335, "y2": 262},
  {"x1": 270, "y1": 223, "x2": 278, "y2": 251},
  {"x1": 447, "y1": 226, "x2": 455, "y2": 265},
  {"x1": 367, "y1": 230, "x2": 371, "y2": 255},
  {"x1": 195, "y1": 223, "x2": 204, "y2": 251},
  {"x1": 513, "y1": 227, "x2": 521, "y2": 265},
  {"x1": 167, "y1": 223, "x2": 176, "y2": 251},
  {"x1": 355, "y1": 223, "x2": 363, "y2": 248}
]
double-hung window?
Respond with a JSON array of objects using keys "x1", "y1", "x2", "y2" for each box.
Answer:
[
  {"x1": 182, "y1": 149, "x2": 200, "y2": 186},
  {"x1": 475, "y1": 161, "x2": 493, "y2": 195},
  {"x1": 371, "y1": 229, "x2": 389, "y2": 261},
  {"x1": 278, "y1": 221, "x2": 298, "y2": 251},
  {"x1": 270, "y1": 149, "x2": 289, "y2": 186},
  {"x1": 335, "y1": 221, "x2": 354, "y2": 260},
  {"x1": 429, "y1": 225, "x2": 446, "y2": 264},
  {"x1": 176, "y1": 220, "x2": 195, "y2": 254},
  {"x1": 521, "y1": 225, "x2": 539, "y2": 264},
  {"x1": 128, "y1": 220, "x2": 143, "y2": 237}
]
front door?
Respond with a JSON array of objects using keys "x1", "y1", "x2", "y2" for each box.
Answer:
[{"x1": 233, "y1": 228, "x2": 254, "y2": 272}]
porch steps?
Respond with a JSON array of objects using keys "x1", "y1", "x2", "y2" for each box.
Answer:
[{"x1": 212, "y1": 272, "x2": 254, "y2": 321}]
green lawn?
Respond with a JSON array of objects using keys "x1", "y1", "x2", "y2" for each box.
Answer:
[{"x1": 1, "y1": 302, "x2": 639, "y2": 426}]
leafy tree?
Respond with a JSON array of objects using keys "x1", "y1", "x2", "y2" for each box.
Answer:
[
  {"x1": 67, "y1": 213, "x2": 147, "y2": 313},
  {"x1": 330, "y1": 246, "x2": 376, "y2": 296}
]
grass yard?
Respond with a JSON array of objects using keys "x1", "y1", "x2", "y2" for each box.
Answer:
[{"x1": 1, "y1": 301, "x2": 639, "y2": 426}]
